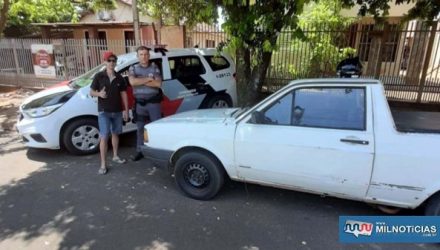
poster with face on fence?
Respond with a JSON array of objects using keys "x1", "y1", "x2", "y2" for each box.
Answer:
[{"x1": 31, "y1": 44, "x2": 56, "y2": 79}]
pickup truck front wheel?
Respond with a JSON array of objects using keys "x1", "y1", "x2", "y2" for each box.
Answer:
[
  {"x1": 425, "y1": 193, "x2": 440, "y2": 215},
  {"x1": 174, "y1": 151, "x2": 225, "y2": 200}
]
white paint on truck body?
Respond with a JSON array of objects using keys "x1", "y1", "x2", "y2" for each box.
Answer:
[{"x1": 144, "y1": 79, "x2": 440, "y2": 209}]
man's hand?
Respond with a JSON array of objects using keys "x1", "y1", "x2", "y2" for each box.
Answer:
[
  {"x1": 144, "y1": 77, "x2": 161, "y2": 88},
  {"x1": 123, "y1": 110, "x2": 129, "y2": 121},
  {"x1": 144, "y1": 77, "x2": 154, "y2": 85},
  {"x1": 98, "y1": 87, "x2": 107, "y2": 98}
]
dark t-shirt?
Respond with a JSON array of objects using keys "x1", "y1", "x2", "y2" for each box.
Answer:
[{"x1": 90, "y1": 70, "x2": 127, "y2": 112}]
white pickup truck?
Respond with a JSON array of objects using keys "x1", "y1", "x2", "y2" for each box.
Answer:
[{"x1": 142, "y1": 78, "x2": 440, "y2": 215}]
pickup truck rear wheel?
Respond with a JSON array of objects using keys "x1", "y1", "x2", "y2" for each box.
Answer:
[
  {"x1": 62, "y1": 118, "x2": 100, "y2": 155},
  {"x1": 174, "y1": 151, "x2": 225, "y2": 200},
  {"x1": 425, "y1": 193, "x2": 440, "y2": 215}
]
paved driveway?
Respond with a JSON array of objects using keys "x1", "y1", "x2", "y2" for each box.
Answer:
[{"x1": 0, "y1": 131, "x2": 438, "y2": 250}]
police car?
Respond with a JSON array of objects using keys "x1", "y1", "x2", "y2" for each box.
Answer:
[{"x1": 16, "y1": 48, "x2": 237, "y2": 155}]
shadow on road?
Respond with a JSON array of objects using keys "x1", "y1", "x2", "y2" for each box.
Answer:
[{"x1": 0, "y1": 132, "x2": 429, "y2": 250}]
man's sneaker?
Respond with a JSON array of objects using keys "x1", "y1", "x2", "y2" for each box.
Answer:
[
  {"x1": 131, "y1": 152, "x2": 144, "y2": 162},
  {"x1": 98, "y1": 167, "x2": 108, "y2": 175},
  {"x1": 112, "y1": 156, "x2": 126, "y2": 164}
]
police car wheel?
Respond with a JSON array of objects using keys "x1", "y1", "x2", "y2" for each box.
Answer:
[
  {"x1": 62, "y1": 118, "x2": 100, "y2": 155},
  {"x1": 205, "y1": 95, "x2": 232, "y2": 109}
]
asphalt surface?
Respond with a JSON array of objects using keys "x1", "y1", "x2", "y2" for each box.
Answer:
[{"x1": 0, "y1": 131, "x2": 439, "y2": 250}]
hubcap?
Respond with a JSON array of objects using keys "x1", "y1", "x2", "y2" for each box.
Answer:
[
  {"x1": 211, "y1": 100, "x2": 229, "y2": 108},
  {"x1": 71, "y1": 125, "x2": 99, "y2": 151},
  {"x1": 184, "y1": 163, "x2": 210, "y2": 188}
]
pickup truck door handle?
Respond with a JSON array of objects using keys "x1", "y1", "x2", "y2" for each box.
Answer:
[{"x1": 340, "y1": 138, "x2": 369, "y2": 145}]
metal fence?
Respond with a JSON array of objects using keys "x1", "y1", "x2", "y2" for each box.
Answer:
[
  {"x1": 0, "y1": 38, "x2": 155, "y2": 88},
  {"x1": 187, "y1": 21, "x2": 440, "y2": 104},
  {"x1": 1, "y1": 20, "x2": 440, "y2": 104}
]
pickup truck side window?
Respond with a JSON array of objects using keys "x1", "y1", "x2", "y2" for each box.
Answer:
[
  {"x1": 262, "y1": 93, "x2": 293, "y2": 125},
  {"x1": 261, "y1": 87, "x2": 366, "y2": 130}
]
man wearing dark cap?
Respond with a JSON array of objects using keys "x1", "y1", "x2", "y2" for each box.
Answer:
[
  {"x1": 90, "y1": 51, "x2": 129, "y2": 175},
  {"x1": 129, "y1": 46, "x2": 162, "y2": 161}
]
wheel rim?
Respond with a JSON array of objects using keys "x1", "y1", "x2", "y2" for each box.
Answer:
[
  {"x1": 71, "y1": 125, "x2": 100, "y2": 151},
  {"x1": 211, "y1": 100, "x2": 229, "y2": 108},
  {"x1": 183, "y1": 162, "x2": 210, "y2": 188}
]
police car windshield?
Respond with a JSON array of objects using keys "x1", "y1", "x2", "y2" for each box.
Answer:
[
  {"x1": 70, "y1": 64, "x2": 106, "y2": 89},
  {"x1": 69, "y1": 54, "x2": 135, "y2": 89}
]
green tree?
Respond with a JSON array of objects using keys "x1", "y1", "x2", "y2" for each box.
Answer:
[
  {"x1": 136, "y1": 0, "x2": 307, "y2": 105},
  {"x1": 341, "y1": 0, "x2": 439, "y2": 22},
  {"x1": 224, "y1": 0, "x2": 439, "y2": 105},
  {"x1": 113, "y1": 0, "x2": 439, "y2": 105},
  {"x1": 290, "y1": 0, "x2": 356, "y2": 77},
  {"x1": 137, "y1": 0, "x2": 217, "y2": 27},
  {"x1": 0, "y1": 0, "x2": 11, "y2": 37},
  {"x1": 220, "y1": 1, "x2": 308, "y2": 106},
  {"x1": 1, "y1": 0, "x2": 117, "y2": 37}
]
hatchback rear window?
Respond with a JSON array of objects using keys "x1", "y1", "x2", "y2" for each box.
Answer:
[{"x1": 204, "y1": 56, "x2": 230, "y2": 71}]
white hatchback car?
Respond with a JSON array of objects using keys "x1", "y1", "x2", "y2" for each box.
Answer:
[{"x1": 16, "y1": 48, "x2": 237, "y2": 155}]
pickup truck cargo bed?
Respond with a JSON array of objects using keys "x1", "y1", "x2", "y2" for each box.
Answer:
[{"x1": 392, "y1": 110, "x2": 440, "y2": 133}]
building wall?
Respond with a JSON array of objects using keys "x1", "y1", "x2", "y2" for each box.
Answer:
[
  {"x1": 141, "y1": 26, "x2": 156, "y2": 43},
  {"x1": 73, "y1": 29, "x2": 83, "y2": 40},
  {"x1": 350, "y1": 19, "x2": 440, "y2": 84},
  {"x1": 105, "y1": 29, "x2": 126, "y2": 55},
  {"x1": 340, "y1": 3, "x2": 415, "y2": 17},
  {"x1": 427, "y1": 28, "x2": 440, "y2": 79},
  {"x1": 80, "y1": 0, "x2": 157, "y2": 23},
  {"x1": 351, "y1": 17, "x2": 407, "y2": 77},
  {"x1": 160, "y1": 26, "x2": 185, "y2": 48},
  {"x1": 186, "y1": 32, "x2": 226, "y2": 48}
]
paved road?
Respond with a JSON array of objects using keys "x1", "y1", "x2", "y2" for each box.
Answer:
[{"x1": 0, "y1": 131, "x2": 438, "y2": 250}]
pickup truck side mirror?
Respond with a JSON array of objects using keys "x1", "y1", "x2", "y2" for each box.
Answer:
[{"x1": 250, "y1": 111, "x2": 264, "y2": 124}]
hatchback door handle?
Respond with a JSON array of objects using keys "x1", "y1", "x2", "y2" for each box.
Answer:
[{"x1": 340, "y1": 138, "x2": 369, "y2": 145}]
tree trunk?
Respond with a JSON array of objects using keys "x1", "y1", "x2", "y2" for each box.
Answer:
[
  {"x1": 0, "y1": 0, "x2": 10, "y2": 37},
  {"x1": 235, "y1": 45, "x2": 252, "y2": 107},
  {"x1": 250, "y1": 50, "x2": 273, "y2": 102},
  {"x1": 249, "y1": 33, "x2": 279, "y2": 104}
]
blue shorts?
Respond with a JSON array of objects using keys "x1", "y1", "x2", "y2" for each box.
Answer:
[{"x1": 98, "y1": 112, "x2": 123, "y2": 138}]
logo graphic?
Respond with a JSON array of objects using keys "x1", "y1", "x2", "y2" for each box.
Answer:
[
  {"x1": 340, "y1": 216, "x2": 440, "y2": 243},
  {"x1": 35, "y1": 49, "x2": 52, "y2": 68},
  {"x1": 344, "y1": 220, "x2": 373, "y2": 237}
]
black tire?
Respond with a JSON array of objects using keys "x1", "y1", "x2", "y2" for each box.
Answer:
[
  {"x1": 62, "y1": 118, "x2": 100, "y2": 155},
  {"x1": 204, "y1": 95, "x2": 232, "y2": 109},
  {"x1": 174, "y1": 151, "x2": 225, "y2": 200},
  {"x1": 425, "y1": 193, "x2": 440, "y2": 215}
]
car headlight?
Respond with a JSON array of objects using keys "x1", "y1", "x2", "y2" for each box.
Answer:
[
  {"x1": 23, "y1": 103, "x2": 64, "y2": 118},
  {"x1": 143, "y1": 128, "x2": 149, "y2": 143}
]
